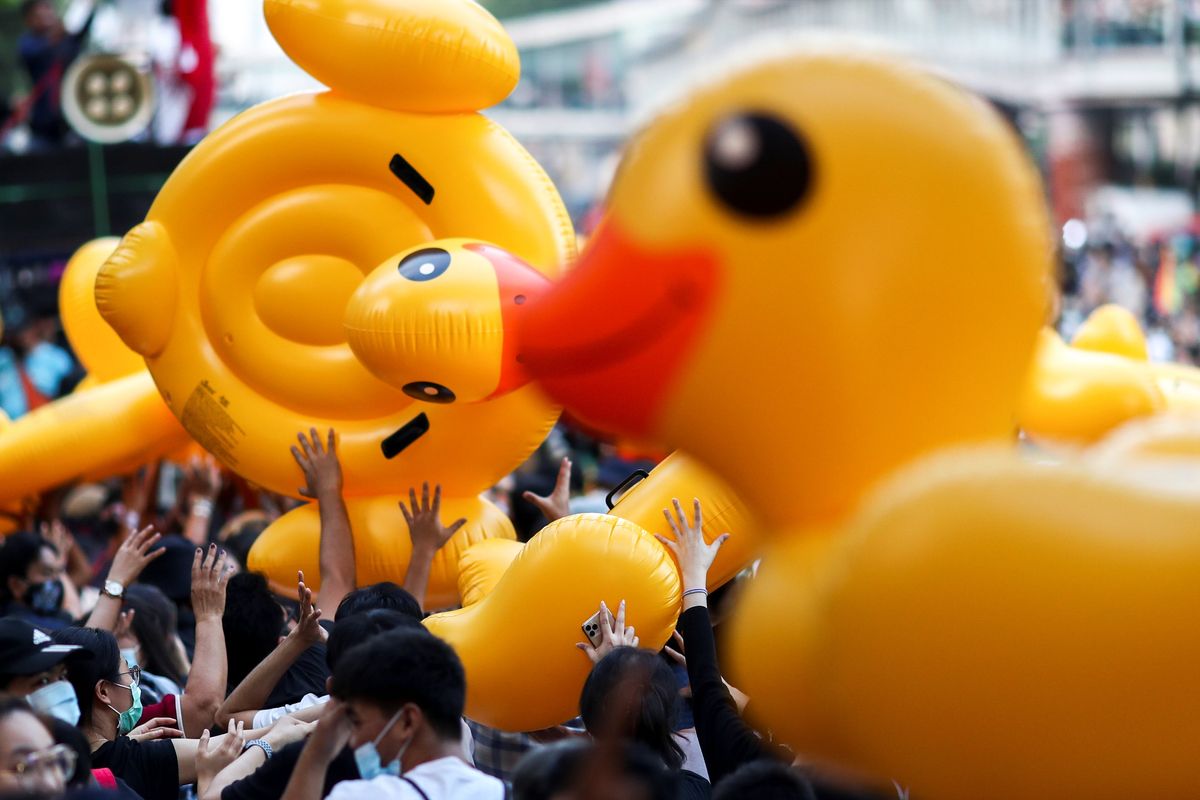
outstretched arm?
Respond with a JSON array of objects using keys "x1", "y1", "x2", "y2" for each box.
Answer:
[
  {"x1": 85, "y1": 526, "x2": 164, "y2": 632},
  {"x1": 216, "y1": 573, "x2": 325, "y2": 727},
  {"x1": 292, "y1": 429, "x2": 355, "y2": 614},
  {"x1": 400, "y1": 483, "x2": 466, "y2": 612},
  {"x1": 181, "y1": 545, "x2": 233, "y2": 737}
]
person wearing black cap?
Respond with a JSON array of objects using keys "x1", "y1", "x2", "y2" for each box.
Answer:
[{"x1": 0, "y1": 617, "x2": 89, "y2": 725}]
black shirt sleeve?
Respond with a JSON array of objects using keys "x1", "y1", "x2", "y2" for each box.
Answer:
[
  {"x1": 264, "y1": 642, "x2": 330, "y2": 707},
  {"x1": 91, "y1": 738, "x2": 179, "y2": 800},
  {"x1": 221, "y1": 741, "x2": 359, "y2": 800},
  {"x1": 677, "y1": 605, "x2": 788, "y2": 785}
]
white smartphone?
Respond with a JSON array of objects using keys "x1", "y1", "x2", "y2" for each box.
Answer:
[{"x1": 581, "y1": 606, "x2": 615, "y2": 648}]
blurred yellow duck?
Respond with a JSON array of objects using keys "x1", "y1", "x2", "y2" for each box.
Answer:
[
  {"x1": 1020, "y1": 303, "x2": 1200, "y2": 444},
  {"x1": 518, "y1": 48, "x2": 1051, "y2": 531},
  {"x1": 512, "y1": 43, "x2": 1200, "y2": 799}
]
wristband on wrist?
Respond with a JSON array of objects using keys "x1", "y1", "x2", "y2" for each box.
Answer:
[
  {"x1": 243, "y1": 739, "x2": 273, "y2": 760},
  {"x1": 123, "y1": 511, "x2": 140, "y2": 531},
  {"x1": 191, "y1": 498, "x2": 214, "y2": 519},
  {"x1": 682, "y1": 588, "x2": 708, "y2": 599}
]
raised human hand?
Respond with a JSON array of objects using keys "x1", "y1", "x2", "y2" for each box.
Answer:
[
  {"x1": 290, "y1": 428, "x2": 342, "y2": 500},
  {"x1": 197, "y1": 719, "x2": 244, "y2": 789},
  {"x1": 521, "y1": 457, "x2": 573, "y2": 522},
  {"x1": 654, "y1": 498, "x2": 729, "y2": 591},
  {"x1": 399, "y1": 483, "x2": 466, "y2": 557},
  {"x1": 290, "y1": 572, "x2": 327, "y2": 645},
  {"x1": 191, "y1": 544, "x2": 233, "y2": 621},
  {"x1": 40, "y1": 520, "x2": 74, "y2": 563},
  {"x1": 576, "y1": 599, "x2": 639, "y2": 664},
  {"x1": 108, "y1": 526, "x2": 165, "y2": 587},
  {"x1": 302, "y1": 699, "x2": 352, "y2": 764}
]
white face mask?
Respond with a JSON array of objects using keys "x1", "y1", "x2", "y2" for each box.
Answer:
[
  {"x1": 119, "y1": 648, "x2": 139, "y2": 669},
  {"x1": 27, "y1": 679, "x2": 81, "y2": 726}
]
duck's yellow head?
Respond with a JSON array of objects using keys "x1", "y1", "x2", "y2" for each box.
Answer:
[{"x1": 519, "y1": 49, "x2": 1052, "y2": 528}]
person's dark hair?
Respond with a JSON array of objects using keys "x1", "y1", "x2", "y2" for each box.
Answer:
[
  {"x1": 326, "y1": 609, "x2": 425, "y2": 673},
  {"x1": 0, "y1": 531, "x2": 55, "y2": 605},
  {"x1": 514, "y1": 741, "x2": 677, "y2": 800},
  {"x1": 334, "y1": 582, "x2": 422, "y2": 622},
  {"x1": 43, "y1": 715, "x2": 92, "y2": 787},
  {"x1": 579, "y1": 647, "x2": 685, "y2": 771},
  {"x1": 330, "y1": 629, "x2": 463, "y2": 739},
  {"x1": 511, "y1": 739, "x2": 590, "y2": 800},
  {"x1": 223, "y1": 519, "x2": 268, "y2": 571},
  {"x1": 222, "y1": 572, "x2": 284, "y2": 688},
  {"x1": 0, "y1": 691, "x2": 42, "y2": 724},
  {"x1": 50, "y1": 627, "x2": 121, "y2": 729},
  {"x1": 123, "y1": 584, "x2": 188, "y2": 687},
  {"x1": 712, "y1": 761, "x2": 817, "y2": 800}
]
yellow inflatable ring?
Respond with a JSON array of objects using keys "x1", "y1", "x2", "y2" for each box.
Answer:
[
  {"x1": 426, "y1": 513, "x2": 681, "y2": 731},
  {"x1": 249, "y1": 494, "x2": 516, "y2": 610},
  {"x1": 264, "y1": 0, "x2": 518, "y2": 114},
  {"x1": 97, "y1": 92, "x2": 574, "y2": 499}
]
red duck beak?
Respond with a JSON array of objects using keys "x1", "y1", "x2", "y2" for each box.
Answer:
[
  {"x1": 514, "y1": 218, "x2": 720, "y2": 436},
  {"x1": 465, "y1": 242, "x2": 551, "y2": 399}
]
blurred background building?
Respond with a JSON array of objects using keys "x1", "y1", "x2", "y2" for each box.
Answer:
[{"x1": 5, "y1": 0, "x2": 1200, "y2": 367}]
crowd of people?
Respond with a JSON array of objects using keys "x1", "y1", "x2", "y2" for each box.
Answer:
[{"x1": 0, "y1": 412, "x2": 895, "y2": 800}]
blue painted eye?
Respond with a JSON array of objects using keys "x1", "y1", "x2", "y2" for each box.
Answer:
[{"x1": 398, "y1": 248, "x2": 451, "y2": 281}]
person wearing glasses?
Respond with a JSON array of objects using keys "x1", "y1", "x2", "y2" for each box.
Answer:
[
  {"x1": 53, "y1": 627, "x2": 313, "y2": 800},
  {"x1": 0, "y1": 693, "x2": 74, "y2": 795}
]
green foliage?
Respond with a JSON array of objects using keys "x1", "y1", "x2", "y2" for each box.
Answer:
[{"x1": 481, "y1": 0, "x2": 599, "y2": 19}]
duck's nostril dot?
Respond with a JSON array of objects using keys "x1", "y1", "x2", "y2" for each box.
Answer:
[{"x1": 514, "y1": 294, "x2": 526, "y2": 305}]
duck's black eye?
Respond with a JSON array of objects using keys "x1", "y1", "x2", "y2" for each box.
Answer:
[
  {"x1": 704, "y1": 112, "x2": 812, "y2": 220},
  {"x1": 398, "y1": 248, "x2": 451, "y2": 281},
  {"x1": 403, "y1": 381, "x2": 456, "y2": 404}
]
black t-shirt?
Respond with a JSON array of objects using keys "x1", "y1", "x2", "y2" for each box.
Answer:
[
  {"x1": 221, "y1": 741, "x2": 358, "y2": 800},
  {"x1": 91, "y1": 737, "x2": 178, "y2": 800},
  {"x1": 679, "y1": 769, "x2": 711, "y2": 800},
  {"x1": 263, "y1": 641, "x2": 330, "y2": 708}
]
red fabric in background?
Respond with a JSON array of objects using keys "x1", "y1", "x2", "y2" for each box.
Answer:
[{"x1": 174, "y1": 0, "x2": 214, "y2": 139}]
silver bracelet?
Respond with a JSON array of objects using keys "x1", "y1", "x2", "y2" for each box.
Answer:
[
  {"x1": 242, "y1": 739, "x2": 273, "y2": 760},
  {"x1": 191, "y1": 498, "x2": 214, "y2": 518},
  {"x1": 682, "y1": 588, "x2": 708, "y2": 598}
]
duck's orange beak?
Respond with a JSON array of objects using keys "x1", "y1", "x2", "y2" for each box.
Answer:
[
  {"x1": 515, "y1": 218, "x2": 720, "y2": 436},
  {"x1": 465, "y1": 242, "x2": 552, "y2": 399}
]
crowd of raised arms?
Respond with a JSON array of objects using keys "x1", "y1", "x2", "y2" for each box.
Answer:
[{"x1": 0, "y1": 427, "x2": 893, "y2": 800}]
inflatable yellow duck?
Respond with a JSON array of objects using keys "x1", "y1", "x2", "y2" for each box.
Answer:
[
  {"x1": 725, "y1": 441, "x2": 1200, "y2": 800},
  {"x1": 95, "y1": 0, "x2": 576, "y2": 604},
  {"x1": 0, "y1": 239, "x2": 191, "y2": 506},
  {"x1": 517, "y1": 46, "x2": 1200, "y2": 798},
  {"x1": 518, "y1": 48, "x2": 1051, "y2": 531},
  {"x1": 1020, "y1": 303, "x2": 1200, "y2": 444}
]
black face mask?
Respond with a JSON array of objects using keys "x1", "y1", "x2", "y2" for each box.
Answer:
[{"x1": 22, "y1": 579, "x2": 64, "y2": 616}]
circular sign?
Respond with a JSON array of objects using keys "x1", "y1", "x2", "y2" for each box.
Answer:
[{"x1": 62, "y1": 54, "x2": 155, "y2": 144}]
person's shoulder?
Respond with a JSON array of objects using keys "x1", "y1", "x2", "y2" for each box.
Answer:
[
  {"x1": 407, "y1": 757, "x2": 505, "y2": 796},
  {"x1": 678, "y1": 769, "x2": 712, "y2": 800},
  {"x1": 326, "y1": 777, "x2": 409, "y2": 800}
]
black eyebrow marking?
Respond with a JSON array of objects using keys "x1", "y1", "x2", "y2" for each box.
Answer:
[
  {"x1": 381, "y1": 413, "x2": 430, "y2": 459},
  {"x1": 389, "y1": 153, "x2": 435, "y2": 205}
]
